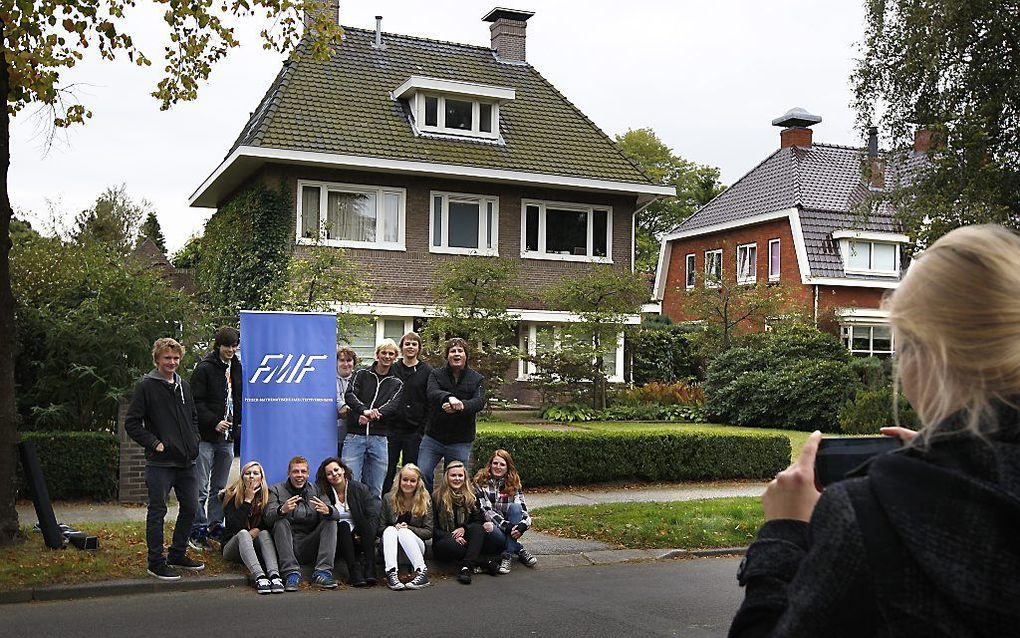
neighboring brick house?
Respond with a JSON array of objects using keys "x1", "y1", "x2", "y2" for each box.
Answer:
[
  {"x1": 189, "y1": 8, "x2": 672, "y2": 393},
  {"x1": 652, "y1": 108, "x2": 928, "y2": 357}
]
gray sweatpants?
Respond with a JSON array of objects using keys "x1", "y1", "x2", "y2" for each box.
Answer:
[
  {"x1": 222, "y1": 529, "x2": 280, "y2": 579},
  {"x1": 272, "y1": 518, "x2": 337, "y2": 576}
]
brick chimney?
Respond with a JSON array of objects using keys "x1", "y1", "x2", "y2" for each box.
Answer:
[
  {"x1": 772, "y1": 107, "x2": 822, "y2": 149},
  {"x1": 867, "y1": 126, "x2": 885, "y2": 189},
  {"x1": 482, "y1": 8, "x2": 535, "y2": 63},
  {"x1": 304, "y1": 0, "x2": 340, "y2": 28},
  {"x1": 913, "y1": 128, "x2": 943, "y2": 153}
]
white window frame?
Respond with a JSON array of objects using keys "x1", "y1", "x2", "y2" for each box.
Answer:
[
  {"x1": 704, "y1": 249, "x2": 722, "y2": 288},
  {"x1": 768, "y1": 238, "x2": 781, "y2": 281},
  {"x1": 520, "y1": 199, "x2": 613, "y2": 263},
  {"x1": 841, "y1": 323, "x2": 895, "y2": 357},
  {"x1": 414, "y1": 93, "x2": 500, "y2": 140},
  {"x1": 838, "y1": 238, "x2": 900, "y2": 276},
  {"x1": 429, "y1": 191, "x2": 499, "y2": 256},
  {"x1": 517, "y1": 322, "x2": 624, "y2": 383},
  {"x1": 684, "y1": 253, "x2": 696, "y2": 289},
  {"x1": 736, "y1": 242, "x2": 757, "y2": 284},
  {"x1": 296, "y1": 179, "x2": 406, "y2": 251},
  {"x1": 340, "y1": 316, "x2": 415, "y2": 363}
]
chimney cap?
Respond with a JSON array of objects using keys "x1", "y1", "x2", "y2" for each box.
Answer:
[
  {"x1": 482, "y1": 7, "x2": 535, "y2": 22},
  {"x1": 771, "y1": 107, "x2": 822, "y2": 129}
]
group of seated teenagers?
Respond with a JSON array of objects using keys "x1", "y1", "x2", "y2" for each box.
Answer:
[{"x1": 220, "y1": 448, "x2": 535, "y2": 593}]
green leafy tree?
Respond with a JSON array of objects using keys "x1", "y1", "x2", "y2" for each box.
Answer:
[
  {"x1": 421, "y1": 258, "x2": 524, "y2": 398},
  {"x1": 171, "y1": 233, "x2": 203, "y2": 269},
  {"x1": 0, "y1": 0, "x2": 343, "y2": 544},
  {"x1": 542, "y1": 267, "x2": 647, "y2": 410},
  {"x1": 70, "y1": 185, "x2": 148, "y2": 253},
  {"x1": 852, "y1": 0, "x2": 1020, "y2": 249},
  {"x1": 138, "y1": 212, "x2": 167, "y2": 253},
  {"x1": 615, "y1": 128, "x2": 725, "y2": 274}
]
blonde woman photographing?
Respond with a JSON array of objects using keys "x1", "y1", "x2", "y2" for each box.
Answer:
[{"x1": 730, "y1": 225, "x2": 1020, "y2": 637}]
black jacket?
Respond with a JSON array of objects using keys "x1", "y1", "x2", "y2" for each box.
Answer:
[
  {"x1": 344, "y1": 364, "x2": 404, "y2": 437},
  {"x1": 425, "y1": 364, "x2": 486, "y2": 445},
  {"x1": 391, "y1": 359, "x2": 433, "y2": 436},
  {"x1": 124, "y1": 370, "x2": 200, "y2": 468},
  {"x1": 433, "y1": 497, "x2": 484, "y2": 543},
  {"x1": 190, "y1": 351, "x2": 243, "y2": 442},
  {"x1": 264, "y1": 479, "x2": 333, "y2": 536},
  {"x1": 318, "y1": 479, "x2": 379, "y2": 540},
  {"x1": 730, "y1": 406, "x2": 1020, "y2": 638},
  {"x1": 220, "y1": 495, "x2": 266, "y2": 550}
]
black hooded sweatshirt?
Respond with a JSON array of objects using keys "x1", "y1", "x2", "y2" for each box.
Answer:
[{"x1": 729, "y1": 405, "x2": 1020, "y2": 638}]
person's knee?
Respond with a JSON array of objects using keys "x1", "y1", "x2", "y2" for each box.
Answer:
[{"x1": 506, "y1": 503, "x2": 523, "y2": 518}]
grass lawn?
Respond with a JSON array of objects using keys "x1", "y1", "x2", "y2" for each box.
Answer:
[
  {"x1": 0, "y1": 522, "x2": 239, "y2": 592},
  {"x1": 479, "y1": 419, "x2": 810, "y2": 462},
  {"x1": 534, "y1": 497, "x2": 764, "y2": 550}
]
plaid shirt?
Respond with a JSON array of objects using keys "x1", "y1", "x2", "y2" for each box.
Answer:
[{"x1": 477, "y1": 478, "x2": 532, "y2": 533}]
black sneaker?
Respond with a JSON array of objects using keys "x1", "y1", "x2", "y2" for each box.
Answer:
[
  {"x1": 457, "y1": 566, "x2": 472, "y2": 585},
  {"x1": 269, "y1": 574, "x2": 285, "y2": 594},
  {"x1": 486, "y1": 557, "x2": 502, "y2": 576},
  {"x1": 147, "y1": 564, "x2": 181, "y2": 581},
  {"x1": 385, "y1": 568, "x2": 404, "y2": 591},
  {"x1": 349, "y1": 562, "x2": 367, "y2": 587},
  {"x1": 167, "y1": 555, "x2": 205, "y2": 571},
  {"x1": 404, "y1": 568, "x2": 430, "y2": 590},
  {"x1": 255, "y1": 576, "x2": 271, "y2": 595},
  {"x1": 518, "y1": 547, "x2": 538, "y2": 568}
]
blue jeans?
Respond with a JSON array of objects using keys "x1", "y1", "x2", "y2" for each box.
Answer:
[
  {"x1": 192, "y1": 440, "x2": 234, "y2": 534},
  {"x1": 342, "y1": 434, "x2": 388, "y2": 501},
  {"x1": 146, "y1": 465, "x2": 198, "y2": 568},
  {"x1": 417, "y1": 435, "x2": 473, "y2": 493},
  {"x1": 486, "y1": 502, "x2": 525, "y2": 555}
]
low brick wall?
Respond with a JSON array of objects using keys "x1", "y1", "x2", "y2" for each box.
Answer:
[{"x1": 117, "y1": 401, "x2": 148, "y2": 503}]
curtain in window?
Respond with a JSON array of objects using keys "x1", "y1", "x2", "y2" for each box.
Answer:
[
  {"x1": 301, "y1": 186, "x2": 321, "y2": 239},
  {"x1": 328, "y1": 191, "x2": 376, "y2": 242}
]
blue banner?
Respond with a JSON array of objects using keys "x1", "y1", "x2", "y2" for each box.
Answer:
[{"x1": 240, "y1": 311, "x2": 337, "y2": 486}]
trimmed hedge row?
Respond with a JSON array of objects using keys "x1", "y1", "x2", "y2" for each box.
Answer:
[
  {"x1": 15, "y1": 431, "x2": 119, "y2": 500},
  {"x1": 473, "y1": 429, "x2": 790, "y2": 486}
]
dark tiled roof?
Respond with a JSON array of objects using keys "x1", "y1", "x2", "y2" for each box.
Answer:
[
  {"x1": 230, "y1": 28, "x2": 652, "y2": 185},
  {"x1": 672, "y1": 142, "x2": 911, "y2": 279}
]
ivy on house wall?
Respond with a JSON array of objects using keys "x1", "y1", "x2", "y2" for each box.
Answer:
[{"x1": 197, "y1": 183, "x2": 293, "y2": 317}]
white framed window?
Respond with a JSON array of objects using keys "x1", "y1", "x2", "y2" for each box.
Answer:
[
  {"x1": 839, "y1": 239, "x2": 899, "y2": 275},
  {"x1": 518, "y1": 322, "x2": 624, "y2": 383},
  {"x1": 768, "y1": 239, "x2": 781, "y2": 281},
  {"x1": 684, "y1": 253, "x2": 696, "y2": 289},
  {"x1": 414, "y1": 93, "x2": 499, "y2": 140},
  {"x1": 736, "y1": 243, "x2": 757, "y2": 284},
  {"x1": 841, "y1": 324, "x2": 894, "y2": 358},
  {"x1": 521, "y1": 200, "x2": 612, "y2": 263},
  {"x1": 340, "y1": 316, "x2": 415, "y2": 363},
  {"x1": 297, "y1": 180, "x2": 405, "y2": 251},
  {"x1": 704, "y1": 249, "x2": 722, "y2": 287},
  {"x1": 429, "y1": 191, "x2": 499, "y2": 256}
]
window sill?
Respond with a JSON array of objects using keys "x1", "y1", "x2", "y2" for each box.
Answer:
[
  {"x1": 296, "y1": 237, "x2": 405, "y2": 251},
  {"x1": 430, "y1": 246, "x2": 498, "y2": 257},
  {"x1": 736, "y1": 277, "x2": 757, "y2": 285},
  {"x1": 843, "y1": 268, "x2": 899, "y2": 277},
  {"x1": 521, "y1": 251, "x2": 612, "y2": 264}
]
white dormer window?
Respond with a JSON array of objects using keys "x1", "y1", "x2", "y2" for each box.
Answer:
[
  {"x1": 833, "y1": 230, "x2": 908, "y2": 277},
  {"x1": 393, "y1": 76, "x2": 514, "y2": 141}
]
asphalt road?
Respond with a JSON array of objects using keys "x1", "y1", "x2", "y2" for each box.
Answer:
[{"x1": 4, "y1": 558, "x2": 744, "y2": 637}]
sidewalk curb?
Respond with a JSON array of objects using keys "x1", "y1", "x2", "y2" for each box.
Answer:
[{"x1": 0, "y1": 547, "x2": 749, "y2": 605}]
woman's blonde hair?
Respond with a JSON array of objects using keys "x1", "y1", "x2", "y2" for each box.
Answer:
[
  {"x1": 473, "y1": 449, "x2": 522, "y2": 497},
  {"x1": 887, "y1": 224, "x2": 1020, "y2": 433},
  {"x1": 222, "y1": 460, "x2": 270, "y2": 512},
  {"x1": 433, "y1": 460, "x2": 477, "y2": 521},
  {"x1": 388, "y1": 463, "x2": 431, "y2": 518}
]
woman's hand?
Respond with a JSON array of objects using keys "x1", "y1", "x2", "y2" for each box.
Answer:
[
  {"x1": 452, "y1": 527, "x2": 465, "y2": 539},
  {"x1": 243, "y1": 477, "x2": 258, "y2": 502},
  {"x1": 880, "y1": 426, "x2": 918, "y2": 444},
  {"x1": 249, "y1": 528, "x2": 260, "y2": 540},
  {"x1": 395, "y1": 522, "x2": 408, "y2": 530},
  {"x1": 309, "y1": 496, "x2": 330, "y2": 515},
  {"x1": 762, "y1": 431, "x2": 823, "y2": 522},
  {"x1": 483, "y1": 521, "x2": 494, "y2": 533},
  {"x1": 510, "y1": 528, "x2": 522, "y2": 539}
]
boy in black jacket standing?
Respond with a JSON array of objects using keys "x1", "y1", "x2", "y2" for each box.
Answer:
[
  {"x1": 125, "y1": 338, "x2": 205, "y2": 580},
  {"x1": 188, "y1": 326, "x2": 243, "y2": 551},
  {"x1": 383, "y1": 331, "x2": 432, "y2": 495},
  {"x1": 419, "y1": 338, "x2": 486, "y2": 492}
]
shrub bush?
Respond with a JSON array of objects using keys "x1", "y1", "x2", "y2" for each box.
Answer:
[
  {"x1": 15, "y1": 431, "x2": 119, "y2": 500},
  {"x1": 540, "y1": 403, "x2": 598, "y2": 423},
  {"x1": 706, "y1": 328, "x2": 859, "y2": 432},
  {"x1": 630, "y1": 324, "x2": 700, "y2": 385},
  {"x1": 473, "y1": 429, "x2": 789, "y2": 485},
  {"x1": 839, "y1": 386, "x2": 920, "y2": 434},
  {"x1": 615, "y1": 381, "x2": 705, "y2": 407},
  {"x1": 848, "y1": 356, "x2": 889, "y2": 391}
]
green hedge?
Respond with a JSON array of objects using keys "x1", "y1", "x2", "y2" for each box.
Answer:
[
  {"x1": 473, "y1": 429, "x2": 789, "y2": 486},
  {"x1": 15, "y1": 431, "x2": 119, "y2": 500},
  {"x1": 839, "y1": 387, "x2": 920, "y2": 434}
]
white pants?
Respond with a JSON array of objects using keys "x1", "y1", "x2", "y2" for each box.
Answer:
[{"x1": 382, "y1": 526, "x2": 426, "y2": 572}]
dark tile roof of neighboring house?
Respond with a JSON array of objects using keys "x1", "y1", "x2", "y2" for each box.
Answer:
[
  {"x1": 670, "y1": 142, "x2": 917, "y2": 279},
  {"x1": 230, "y1": 28, "x2": 653, "y2": 185}
]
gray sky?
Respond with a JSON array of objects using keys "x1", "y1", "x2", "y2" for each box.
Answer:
[{"x1": 11, "y1": 0, "x2": 866, "y2": 253}]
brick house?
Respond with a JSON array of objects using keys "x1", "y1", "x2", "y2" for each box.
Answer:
[
  {"x1": 652, "y1": 108, "x2": 928, "y2": 357},
  {"x1": 189, "y1": 8, "x2": 672, "y2": 394}
]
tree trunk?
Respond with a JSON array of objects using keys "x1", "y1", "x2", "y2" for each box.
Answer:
[{"x1": 0, "y1": 44, "x2": 21, "y2": 544}]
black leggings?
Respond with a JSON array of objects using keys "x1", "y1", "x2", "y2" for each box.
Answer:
[
  {"x1": 383, "y1": 432, "x2": 421, "y2": 495},
  {"x1": 432, "y1": 522, "x2": 504, "y2": 567},
  {"x1": 335, "y1": 521, "x2": 375, "y2": 570}
]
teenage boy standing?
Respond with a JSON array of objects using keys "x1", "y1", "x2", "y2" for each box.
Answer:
[
  {"x1": 125, "y1": 338, "x2": 205, "y2": 580},
  {"x1": 383, "y1": 331, "x2": 432, "y2": 495},
  {"x1": 189, "y1": 326, "x2": 243, "y2": 551}
]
